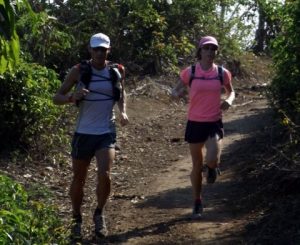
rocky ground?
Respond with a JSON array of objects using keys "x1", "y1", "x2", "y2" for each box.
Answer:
[{"x1": 1, "y1": 70, "x2": 299, "y2": 244}]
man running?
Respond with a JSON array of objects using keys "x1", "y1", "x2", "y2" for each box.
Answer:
[{"x1": 53, "y1": 33, "x2": 129, "y2": 240}]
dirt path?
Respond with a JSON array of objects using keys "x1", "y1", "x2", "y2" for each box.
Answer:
[{"x1": 72, "y1": 85, "x2": 273, "y2": 244}]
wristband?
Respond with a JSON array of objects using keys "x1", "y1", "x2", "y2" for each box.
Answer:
[{"x1": 225, "y1": 91, "x2": 235, "y2": 106}]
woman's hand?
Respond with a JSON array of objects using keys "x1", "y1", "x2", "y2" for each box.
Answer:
[
  {"x1": 171, "y1": 80, "x2": 186, "y2": 100},
  {"x1": 220, "y1": 100, "x2": 231, "y2": 111}
]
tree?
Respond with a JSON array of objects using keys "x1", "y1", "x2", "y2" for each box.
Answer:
[
  {"x1": 13, "y1": 0, "x2": 271, "y2": 76},
  {"x1": 269, "y1": 0, "x2": 300, "y2": 124},
  {"x1": 0, "y1": 0, "x2": 20, "y2": 73},
  {"x1": 0, "y1": 0, "x2": 65, "y2": 153},
  {"x1": 252, "y1": 0, "x2": 283, "y2": 54}
]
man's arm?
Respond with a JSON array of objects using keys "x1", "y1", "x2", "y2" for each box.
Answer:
[
  {"x1": 53, "y1": 66, "x2": 89, "y2": 105},
  {"x1": 117, "y1": 66, "x2": 129, "y2": 126}
]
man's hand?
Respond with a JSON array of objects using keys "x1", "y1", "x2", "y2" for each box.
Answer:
[
  {"x1": 73, "y1": 88, "x2": 90, "y2": 101},
  {"x1": 120, "y1": 112, "x2": 129, "y2": 126}
]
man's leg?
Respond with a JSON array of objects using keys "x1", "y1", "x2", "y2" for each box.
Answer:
[
  {"x1": 93, "y1": 148, "x2": 115, "y2": 237},
  {"x1": 95, "y1": 148, "x2": 115, "y2": 209},
  {"x1": 69, "y1": 158, "x2": 90, "y2": 240},
  {"x1": 70, "y1": 158, "x2": 90, "y2": 216}
]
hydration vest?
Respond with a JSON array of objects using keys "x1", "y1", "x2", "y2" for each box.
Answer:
[
  {"x1": 189, "y1": 65, "x2": 224, "y2": 87},
  {"x1": 78, "y1": 60, "x2": 123, "y2": 103}
]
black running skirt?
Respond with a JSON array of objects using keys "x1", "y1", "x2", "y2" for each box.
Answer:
[{"x1": 185, "y1": 119, "x2": 224, "y2": 143}]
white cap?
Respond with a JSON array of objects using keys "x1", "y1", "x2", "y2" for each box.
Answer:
[{"x1": 90, "y1": 33, "x2": 110, "y2": 48}]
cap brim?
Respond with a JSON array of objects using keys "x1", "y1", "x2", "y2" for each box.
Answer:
[
  {"x1": 90, "y1": 43, "x2": 110, "y2": 48},
  {"x1": 201, "y1": 41, "x2": 218, "y2": 47}
]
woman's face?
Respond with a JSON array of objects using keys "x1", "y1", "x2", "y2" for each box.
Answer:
[{"x1": 200, "y1": 44, "x2": 218, "y2": 61}]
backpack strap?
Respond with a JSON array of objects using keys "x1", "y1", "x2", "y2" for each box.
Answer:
[
  {"x1": 218, "y1": 65, "x2": 224, "y2": 85},
  {"x1": 189, "y1": 64, "x2": 196, "y2": 87},
  {"x1": 107, "y1": 62, "x2": 124, "y2": 101},
  {"x1": 74, "y1": 60, "x2": 91, "y2": 106},
  {"x1": 189, "y1": 64, "x2": 224, "y2": 87},
  {"x1": 79, "y1": 60, "x2": 92, "y2": 89}
]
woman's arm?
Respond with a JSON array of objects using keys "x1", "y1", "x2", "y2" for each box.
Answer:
[
  {"x1": 221, "y1": 82, "x2": 235, "y2": 111},
  {"x1": 171, "y1": 79, "x2": 187, "y2": 98}
]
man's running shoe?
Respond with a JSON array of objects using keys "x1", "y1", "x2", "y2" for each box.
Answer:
[
  {"x1": 192, "y1": 200, "x2": 203, "y2": 219},
  {"x1": 70, "y1": 214, "x2": 82, "y2": 241},
  {"x1": 207, "y1": 166, "x2": 218, "y2": 184},
  {"x1": 93, "y1": 208, "x2": 108, "y2": 238}
]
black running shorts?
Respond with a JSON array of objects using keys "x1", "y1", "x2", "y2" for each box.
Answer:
[
  {"x1": 185, "y1": 120, "x2": 224, "y2": 143},
  {"x1": 71, "y1": 132, "x2": 116, "y2": 160}
]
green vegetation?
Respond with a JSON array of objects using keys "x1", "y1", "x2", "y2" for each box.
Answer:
[
  {"x1": 269, "y1": 1, "x2": 300, "y2": 129},
  {"x1": 0, "y1": 62, "x2": 67, "y2": 154},
  {"x1": 8, "y1": 0, "x2": 268, "y2": 75},
  {"x1": 0, "y1": 0, "x2": 19, "y2": 73},
  {"x1": 0, "y1": 174, "x2": 68, "y2": 244},
  {"x1": 0, "y1": 0, "x2": 299, "y2": 243}
]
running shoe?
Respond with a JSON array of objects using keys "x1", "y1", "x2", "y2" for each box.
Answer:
[
  {"x1": 207, "y1": 166, "x2": 218, "y2": 184},
  {"x1": 93, "y1": 208, "x2": 108, "y2": 238},
  {"x1": 70, "y1": 214, "x2": 82, "y2": 241},
  {"x1": 192, "y1": 200, "x2": 203, "y2": 219}
]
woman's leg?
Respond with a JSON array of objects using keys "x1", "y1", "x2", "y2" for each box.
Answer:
[
  {"x1": 205, "y1": 134, "x2": 222, "y2": 183},
  {"x1": 205, "y1": 134, "x2": 222, "y2": 169},
  {"x1": 189, "y1": 143, "x2": 205, "y2": 200}
]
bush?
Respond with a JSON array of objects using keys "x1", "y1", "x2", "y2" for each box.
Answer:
[
  {"x1": 267, "y1": 1, "x2": 300, "y2": 147},
  {"x1": 0, "y1": 174, "x2": 68, "y2": 244},
  {"x1": 0, "y1": 62, "x2": 65, "y2": 154},
  {"x1": 269, "y1": 1, "x2": 300, "y2": 124}
]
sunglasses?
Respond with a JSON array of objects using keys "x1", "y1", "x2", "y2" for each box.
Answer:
[
  {"x1": 202, "y1": 45, "x2": 218, "y2": 51},
  {"x1": 92, "y1": 47, "x2": 108, "y2": 52}
]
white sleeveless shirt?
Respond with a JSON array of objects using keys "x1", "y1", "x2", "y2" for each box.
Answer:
[{"x1": 74, "y1": 66, "x2": 117, "y2": 135}]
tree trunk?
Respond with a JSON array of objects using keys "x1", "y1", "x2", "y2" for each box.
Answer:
[{"x1": 253, "y1": 3, "x2": 266, "y2": 54}]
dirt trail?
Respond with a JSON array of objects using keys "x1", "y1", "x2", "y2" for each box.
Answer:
[{"x1": 75, "y1": 86, "x2": 273, "y2": 244}]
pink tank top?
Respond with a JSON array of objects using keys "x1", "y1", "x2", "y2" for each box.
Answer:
[{"x1": 180, "y1": 63, "x2": 231, "y2": 122}]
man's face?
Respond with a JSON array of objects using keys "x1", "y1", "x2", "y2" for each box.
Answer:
[{"x1": 90, "y1": 46, "x2": 110, "y2": 63}]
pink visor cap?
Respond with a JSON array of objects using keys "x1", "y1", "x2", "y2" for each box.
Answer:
[
  {"x1": 90, "y1": 33, "x2": 110, "y2": 48},
  {"x1": 198, "y1": 36, "x2": 218, "y2": 48}
]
